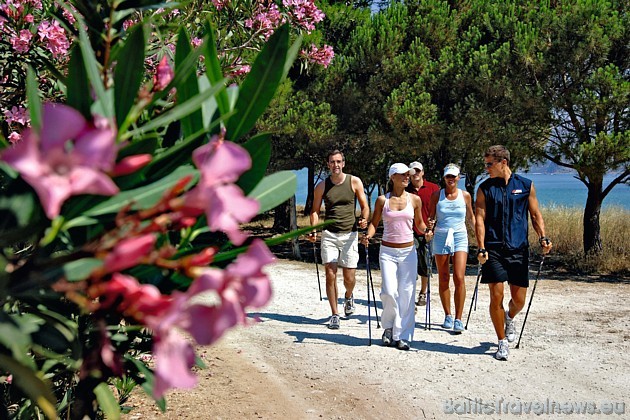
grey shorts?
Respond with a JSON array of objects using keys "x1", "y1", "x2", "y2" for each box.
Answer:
[{"x1": 320, "y1": 230, "x2": 359, "y2": 268}]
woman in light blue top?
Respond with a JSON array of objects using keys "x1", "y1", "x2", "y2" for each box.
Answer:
[{"x1": 428, "y1": 163, "x2": 476, "y2": 333}]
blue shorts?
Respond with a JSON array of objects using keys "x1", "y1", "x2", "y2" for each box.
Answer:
[
  {"x1": 431, "y1": 228, "x2": 469, "y2": 255},
  {"x1": 480, "y1": 248, "x2": 529, "y2": 288}
]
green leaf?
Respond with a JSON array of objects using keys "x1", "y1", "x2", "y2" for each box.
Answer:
[
  {"x1": 124, "y1": 79, "x2": 226, "y2": 138},
  {"x1": 94, "y1": 382, "x2": 121, "y2": 420},
  {"x1": 212, "y1": 222, "x2": 332, "y2": 264},
  {"x1": 175, "y1": 28, "x2": 203, "y2": 139},
  {"x1": 0, "y1": 323, "x2": 32, "y2": 364},
  {"x1": 26, "y1": 67, "x2": 42, "y2": 133},
  {"x1": 203, "y1": 19, "x2": 230, "y2": 116},
  {"x1": 0, "y1": 354, "x2": 57, "y2": 420},
  {"x1": 197, "y1": 76, "x2": 219, "y2": 131},
  {"x1": 283, "y1": 34, "x2": 303, "y2": 80},
  {"x1": 237, "y1": 133, "x2": 271, "y2": 195},
  {"x1": 63, "y1": 258, "x2": 103, "y2": 282},
  {"x1": 115, "y1": 24, "x2": 146, "y2": 130},
  {"x1": 66, "y1": 46, "x2": 92, "y2": 119},
  {"x1": 78, "y1": 25, "x2": 112, "y2": 118},
  {"x1": 82, "y1": 165, "x2": 197, "y2": 217},
  {"x1": 248, "y1": 171, "x2": 297, "y2": 213},
  {"x1": 127, "y1": 357, "x2": 166, "y2": 411},
  {"x1": 226, "y1": 24, "x2": 289, "y2": 141}
]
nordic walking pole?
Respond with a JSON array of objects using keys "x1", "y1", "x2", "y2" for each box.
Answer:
[
  {"x1": 366, "y1": 246, "x2": 373, "y2": 345},
  {"x1": 516, "y1": 254, "x2": 546, "y2": 349},
  {"x1": 465, "y1": 264, "x2": 483, "y2": 330},
  {"x1": 425, "y1": 243, "x2": 432, "y2": 330},
  {"x1": 311, "y1": 236, "x2": 323, "y2": 301},
  {"x1": 365, "y1": 246, "x2": 381, "y2": 328}
]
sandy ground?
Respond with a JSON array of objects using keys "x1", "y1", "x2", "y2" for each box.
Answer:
[{"x1": 123, "y1": 258, "x2": 630, "y2": 419}]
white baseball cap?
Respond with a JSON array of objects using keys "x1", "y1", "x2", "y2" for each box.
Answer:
[
  {"x1": 443, "y1": 163, "x2": 460, "y2": 177},
  {"x1": 388, "y1": 163, "x2": 416, "y2": 178},
  {"x1": 409, "y1": 161, "x2": 423, "y2": 172}
]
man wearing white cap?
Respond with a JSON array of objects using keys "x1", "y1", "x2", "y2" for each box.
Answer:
[
  {"x1": 406, "y1": 161, "x2": 439, "y2": 306},
  {"x1": 362, "y1": 163, "x2": 433, "y2": 350}
]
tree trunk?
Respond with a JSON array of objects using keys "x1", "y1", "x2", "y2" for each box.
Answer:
[
  {"x1": 273, "y1": 200, "x2": 291, "y2": 232},
  {"x1": 289, "y1": 195, "x2": 301, "y2": 259},
  {"x1": 304, "y1": 163, "x2": 315, "y2": 216},
  {"x1": 583, "y1": 184, "x2": 603, "y2": 255}
]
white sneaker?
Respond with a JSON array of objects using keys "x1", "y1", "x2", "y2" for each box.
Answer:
[
  {"x1": 495, "y1": 339, "x2": 509, "y2": 361},
  {"x1": 505, "y1": 313, "x2": 516, "y2": 343},
  {"x1": 328, "y1": 314, "x2": 340, "y2": 329},
  {"x1": 344, "y1": 294, "x2": 355, "y2": 316}
]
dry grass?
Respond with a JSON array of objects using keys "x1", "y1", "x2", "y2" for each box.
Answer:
[{"x1": 536, "y1": 205, "x2": 630, "y2": 276}]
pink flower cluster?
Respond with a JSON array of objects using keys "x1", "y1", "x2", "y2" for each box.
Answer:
[
  {"x1": 37, "y1": 19, "x2": 70, "y2": 58},
  {"x1": 301, "y1": 43, "x2": 334, "y2": 68},
  {"x1": 244, "y1": 1, "x2": 283, "y2": 40},
  {"x1": 211, "y1": 0, "x2": 229, "y2": 10},
  {"x1": 282, "y1": 0, "x2": 325, "y2": 33},
  {"x1": 74, "y1": 136, "x2": 272, "y2": 397},
  {"x1": 1, "y1": 1, "x2": 71, "y2": 58},
  {"x1": 2, "y1": 105, "x2": 29, "y2": 143},
  {"x1": 0, "y1": 104, "x2": 120, "y2": 219},
  {"x1": 183, "y1": 135, "x2": 260, "y2": 245},
  {"x1": 14, "y1": 103, "x2": 275, "y2": 399}
]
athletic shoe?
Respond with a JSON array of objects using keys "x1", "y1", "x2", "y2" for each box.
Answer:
[
  {"x1": 382, "y1": 328, "x2": 393, "y2": 346},
  {"x1": 453, "y1": 319, "x2": 464, "y2": 333},
  {"x1": 495, "y1": 338, "x2": 509, "y2": 361},
  {"x1": 344, "y1": 294, "x2": 355, "y2": 316},
  {"x1": 505, "y1": 312, "x2": 516, "y2": 343},
  {"x1": 442, "y1": 314, "x2": 454, "y2": 329},
  {"x1": 415, "y1": 293, "x2": 427, "y2": 306},
  {"x1": 396, "y1": 340, "x2": 410, "y2": 351},
  {"x1": 328, "y1": 314, "x2": 340, "y2": 329}
]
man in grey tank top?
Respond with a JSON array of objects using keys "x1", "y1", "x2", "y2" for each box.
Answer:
[{"x1": 308, "y1": 150, "x2": 370, "y2": 329}]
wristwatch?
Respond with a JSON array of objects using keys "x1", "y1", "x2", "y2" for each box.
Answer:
[{"x1": 539, "y1": 236, "x2": 550, "y2": 246}]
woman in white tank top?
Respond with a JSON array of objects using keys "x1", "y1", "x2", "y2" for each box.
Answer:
[
  {"x1": 428, "y1": 164, "x2": 476, "y2": 333},
  {"x1": 362, "y1": 163, "x2": 433, "y2": 350}
]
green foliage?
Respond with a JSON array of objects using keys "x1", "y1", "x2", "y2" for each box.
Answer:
[{"x1": 0, "y1": 2, "x2": 303, "y2": 418}]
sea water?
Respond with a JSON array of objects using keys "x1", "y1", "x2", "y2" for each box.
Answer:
[{"x1": 292, "y1": 169, "x2": 629, "y2": 211}]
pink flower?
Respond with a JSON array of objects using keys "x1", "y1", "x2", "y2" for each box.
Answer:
[
  {"x1": 152, "y1": 329, "x2": 197, "y2": 398},
  {"x1": 230, "y1": 65, "x2": 251, "y2": 77},
  {"x1": 103, "y1": 234, "x2": 156, "y2": 273},
  {"x1": 191, "y1": 37, "x2": 203, "y2": 48},
  {"x1": 211, "y1": 0, "x2": 229, "y2": 10},
  {"x1": 10, "y1": 29, "x2": 33, "y2": 54},
  {"x1": 301, "y1": 44, "x2": 334, "y2": 68},
  {"x1": 112, "y1": 154, "x2": 152, "y2": 176},
  {"x1": 0, "y1": 103, "x2": 119, "y2": 219},
  {"x1": 37, "y1": 20, "x2": 70, "y2": 58},
  {"x1": 3, "y1": 105, "x2": 29, "y2": 125},
  {"x1": 8, "y1": 132, "x2": 21, "y2": 144},
  {"x1": 181, "y1": 239, "x2": 274, "y2": 344},
  {"x1": 184, "y1": 137, "x2": 259, "y2": 245},
  {"x1": 153, "y1": 56, "x2": 174, "y2": 92}
]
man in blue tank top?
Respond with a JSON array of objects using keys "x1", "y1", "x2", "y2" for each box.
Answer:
[{"x1": 475, "y1": 145, "x2": 553, "y2": 361}]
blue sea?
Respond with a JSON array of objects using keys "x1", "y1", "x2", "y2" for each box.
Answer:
[{"x1": 292, "y1": 169, "x2": 630, "y2": 211}]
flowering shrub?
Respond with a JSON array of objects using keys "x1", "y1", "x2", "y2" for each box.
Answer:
[
  {"x1": 0, "y1": 1, "x2": 315, "y2": 418},
  {"x1": 0, "y1": 0, "x2": 73, "y2": 141}
]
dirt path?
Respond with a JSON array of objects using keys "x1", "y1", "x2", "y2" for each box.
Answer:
[{"x1": 124, "y1": 259, "x2": 629, "y2": 419}]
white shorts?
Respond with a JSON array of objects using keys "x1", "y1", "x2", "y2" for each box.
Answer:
[{"x1": 321, "y1": 230, "x2": 359, "y2": 268}]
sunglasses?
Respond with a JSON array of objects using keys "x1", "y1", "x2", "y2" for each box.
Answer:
[{"x1": 485, "y1": 160, "x2": 502, "y2": 168}]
